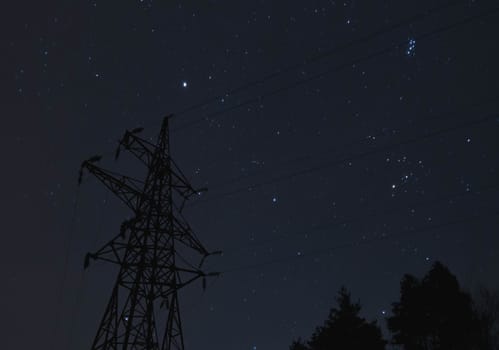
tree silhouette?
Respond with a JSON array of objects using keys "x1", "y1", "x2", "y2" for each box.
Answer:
[
  {"x1": 473, "y1": 287, "x2": 499, "y2": 350},
  {"x1": 289, "y1": 338, "x2": 308, "y2": 350},
  {"x1": 299, "y1": 287, "x2": 386, "y2": 350},
  {"x1": 387, "y1": 261, "x2": 476, "y2": 350}
]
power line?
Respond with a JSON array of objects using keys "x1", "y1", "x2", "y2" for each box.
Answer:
[
  {"x1": 173, "y1": 6, "x2": 499, "y2": 132},
  {"x1": 97, "y1": 96, "x2": 497, "y2": 200},
  {"x1": 94, "y1": 8, "x2": 499, "y2": 182},
  {"x1": 174, "y1": 1, "x2": 463, "y2": 118},
  {"x1": 51, "y1": 186, "x2": 81, "y2": 350},
  {"x1": 87, "y1": 6, "x2": 498, "y2": 193},
  {"x1": 204, "y1": 95, "x2": 499, "y2": 192},
  {"x1": 217, "y1": 181, "x2": 499, "y2": 257},
  {"x1": 219, "y1": 209, "x2": 499, "y2": 274},
  {"x1": 190, "y1": 111, "x2": 499, "y2": 206},
  {"x1": 66, "y1": 190, "x2": 110, "y2": 349}
]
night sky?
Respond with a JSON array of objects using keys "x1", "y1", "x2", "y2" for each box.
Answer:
[{"x1": 3, "y1": 0, "x2": 499, "y2": 349}]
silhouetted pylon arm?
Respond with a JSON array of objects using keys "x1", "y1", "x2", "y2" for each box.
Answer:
[
  {"x1": 115, "y1": 128, "x2": 156, "y2": 165},
  {"x1": 84, "y1": 232, "x2": 128, "y2": 269},
  {"x1": 79, "y1": 160, "x2": 144, "y2": 212},
  {"x1": 84, "y1": 216, "x2": 140, "y2": 269},
  {"x1": 171, "y1": 215, "x2": 209, "y2": 255},
  {"x1": 169, "y1": 158, "x2": 205, "y2": 200}
]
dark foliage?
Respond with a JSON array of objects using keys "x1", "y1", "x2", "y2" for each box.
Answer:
[
  {"x1": 472, "y1": 287, "x2": 499, "y2": 350},
  {"x1": 289, "y1": 338, "x2": 308, "y2": 350},
  {"x1": 290, "y1": 262, "x2": 498, "y2": 350},
  {"x1": 387, "y1": 261, "x2": 476, "y2": 350},
  {"x1": 290, "y1": 287, "x2": 386, "y2": 350}
]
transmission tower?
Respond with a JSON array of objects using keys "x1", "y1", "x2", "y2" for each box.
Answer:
[{"x1": 78, "y1": 116, "x2": 220, "y2": 350}]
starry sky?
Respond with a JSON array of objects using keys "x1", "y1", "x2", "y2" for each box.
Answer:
[{"x1": 3, "y1": 0, "x2": 499, "y2": 349}]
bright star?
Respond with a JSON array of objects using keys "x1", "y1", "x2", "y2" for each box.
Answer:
[{"x1": 182, "y1": 81, "x2": 188, "y2": 88}]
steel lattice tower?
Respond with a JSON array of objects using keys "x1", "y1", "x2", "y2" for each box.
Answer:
[{"x1": 78, "y1": 116, "x2": 219, "y2": 350}]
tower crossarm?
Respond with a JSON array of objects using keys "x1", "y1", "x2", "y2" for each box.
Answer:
[
  {"x1": 115, "y1": 128, "x2": 157, "y2": 166},
  {"x1": 83, "y1": 215, "x2": 143, "y2": 269},
  {"x1": 79, "y1": 160, "x2": 144, "y2": 212},
  {"x1": 171, "y1": 215, "x2": 209, "y2": 257},
  {"x1": 171, "y1": 212, "x2": 223, "y2": 268},
  {"x1": 169, "y1": 159, "x2": 204, "y2": 200},
  {"x1": 156, "y1": 268, "x2": 220, "y2": 299}
]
